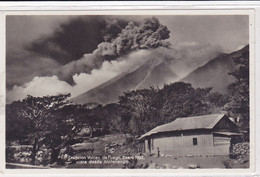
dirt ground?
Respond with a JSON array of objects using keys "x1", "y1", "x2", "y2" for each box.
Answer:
[
  {"x1": 68, "y1": 134, "x2": 249, "y2": 169},
  {"x1": 137, "y1": 155, "x2": 230, "y2": 168},
  {"x1": 67, "y1": 154, "x2": 249, "y2": 169},
  {"x1": 7, "y1": 133, "x2": 249, "y2": 169}
]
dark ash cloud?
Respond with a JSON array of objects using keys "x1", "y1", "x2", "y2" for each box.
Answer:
[
  {"x1": 54, "y1": 17, "x2": 171, "y2": 84},
  {"x1": 25, "y1": 16, "x2": 129, "y2": 65},
  {"x1": 6, "y1": 49, "x2": 61, "y2": 90},
  {"x1": 97, "y1": 17, "x2": 171, "y2": 57},
  {"x1": 6, "y1": 16, "x2": 130, "y2": 89}
]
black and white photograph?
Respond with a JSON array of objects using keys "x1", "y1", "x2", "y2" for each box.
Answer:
[{"x1": 4, "y1": 11, "x2": 253, "y2": 170}]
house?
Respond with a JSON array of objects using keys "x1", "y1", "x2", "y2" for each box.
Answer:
[
  {"x1": 77, "y1": 124, "x2": 104, "y2": 137},
  {"x1": 139, "y1": 114, "x2": 242, "y2": 156}
]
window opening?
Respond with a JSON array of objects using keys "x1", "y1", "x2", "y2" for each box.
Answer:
[{"x1": 193, "y1": 138, "x2": 198, "y2": 146}]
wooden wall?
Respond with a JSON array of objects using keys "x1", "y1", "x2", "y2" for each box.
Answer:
[{"x1": 144, "y1": 132, "x2": 230, "y2": 156}]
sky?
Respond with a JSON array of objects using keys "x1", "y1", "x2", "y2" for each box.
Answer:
[
  {"x1": 158, "y1": 15, "x2": 249, "y2": 52},
  {"x1": 6, "y1": 15, "x2": 249, "y2": 103}
]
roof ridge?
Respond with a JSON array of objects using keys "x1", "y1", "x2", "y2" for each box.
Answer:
[
  {"x1": 139, "y1": 113, "x2": 227, "y2": 139},
  {"x1": 174, "y1": 113, "x2": 223, "y2": 121}
]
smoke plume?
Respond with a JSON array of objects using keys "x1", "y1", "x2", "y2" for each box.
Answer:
[
  {"x1": 7, "y1": 16, "x2": 224, "y2": 104},
  {"x1": 7, "y1": 50, "x2": 153, "y2": 103},
  {"x1": 54, "y1": 17, "x2": 171, "y2": 84}
]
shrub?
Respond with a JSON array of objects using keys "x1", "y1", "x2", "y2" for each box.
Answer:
[{"x1": 231, "y1": 142, "x2": 250, "y2": 159}]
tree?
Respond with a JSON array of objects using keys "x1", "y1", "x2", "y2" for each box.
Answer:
[
  {"x1": 119, "y1": 88, "x2": 159, "y2": 136},
  {"x1": 74, "y1": 103, "x2": 124, "y2": 136},
  {"x1": 41, "y1": 102, "x2": 85, "y2": 164},
  {"x1": 117, "y1": 83, "x2": 220, "y2": 136},
  {"x1": 6, "y1": 103, "x2": 34, "y2": 142},
  {"x1": 207, "y1": 92, "x2": 230, "y2": 108},
  {"x1": 227, "y1": 47, "x2": 249, "y2": 127},
  {"x1": 7, "y1": 93, "x2": 71, "y2": 164},
  {"x1": 106, "y1": 103, "x2": 131, "y2": 137},
  {"x1": 158, "y1": 82, "x2": 212, "y2": 123}
]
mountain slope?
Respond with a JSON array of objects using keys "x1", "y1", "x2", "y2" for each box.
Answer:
[
  {"x1": 181, "y1": 45, "x2": 249, "y2": 93},
  {"x1": 71, "y1": 57, "x2": 179, "y2": 104}
]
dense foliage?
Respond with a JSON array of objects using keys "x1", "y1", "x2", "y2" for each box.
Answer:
[
  {"x1": 6, "y1": 74, "x2": 248, "y2": 165},
  {"x1": 6, "y1": 93, "x2": 73, "y2": 164},
  {"x1": 118, "y1": 82, "x2": 229, "y2": 136},
  {"x1": 227, "y1": 50, "x2": 249, "y2": 128}
]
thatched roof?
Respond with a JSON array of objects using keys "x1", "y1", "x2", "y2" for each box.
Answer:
[{"x1": 139, "y1": 114, "x2": 227, "y2": 139}]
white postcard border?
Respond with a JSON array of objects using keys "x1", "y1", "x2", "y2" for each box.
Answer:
[{"x1": 0, "y1": 7, "x2": 257, "y2": 176}]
